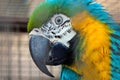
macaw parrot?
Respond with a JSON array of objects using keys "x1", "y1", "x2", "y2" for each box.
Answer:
[{"x1": 27, "y1": 0, "x2": 120, "y2": 80}]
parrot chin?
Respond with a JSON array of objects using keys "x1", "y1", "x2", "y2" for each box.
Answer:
[{"x1": 29, "y1": 35, "x2": 75, "y2": 77}]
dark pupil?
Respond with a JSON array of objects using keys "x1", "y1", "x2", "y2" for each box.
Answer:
[
  {"x1": 57, "y1": 19, "x2": 61, "y2": 23},
  {"x1": 55, "y1": 16, "x2": 63, "y2": 25}
]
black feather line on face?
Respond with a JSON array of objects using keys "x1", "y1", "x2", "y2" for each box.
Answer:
[
  {"x1": 62, "y1": 34, "x2": 80, "y2": 65},
  {"x1": 61, "y1": 20, "x2": 70, "y2": 26}
]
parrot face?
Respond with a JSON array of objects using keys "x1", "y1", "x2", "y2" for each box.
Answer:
[{"x1": 29, "y1": 14, "x2": 77, "y2": 77}]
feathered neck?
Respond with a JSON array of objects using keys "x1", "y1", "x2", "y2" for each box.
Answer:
[{"x1": 60, "y1": 66, "x2": 80, "y2": 80}]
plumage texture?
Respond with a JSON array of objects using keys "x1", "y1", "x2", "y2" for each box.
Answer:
[{"x1": 27, "y1": 0, "x2": 120, "y2": 80}]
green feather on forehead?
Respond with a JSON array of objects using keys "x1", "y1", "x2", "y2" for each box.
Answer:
[
  {"x1": 27, "y1": 0, "x2": 85, "y2": 32},
  {"x1": 28, "y1": 2, "x2": 69, "y2": 32}
]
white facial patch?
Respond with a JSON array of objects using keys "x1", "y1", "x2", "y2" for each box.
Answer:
[{"x1": 29, "y1": 14, "x2": 76, "y2": 47}]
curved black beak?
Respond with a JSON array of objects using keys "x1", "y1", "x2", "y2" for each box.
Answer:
[
  {"x1": 29, "y1": 35, "x2": 76, "y2": 77},
  {"x1": 29, "y1": 35, "x2": 54, "y2": 77}
]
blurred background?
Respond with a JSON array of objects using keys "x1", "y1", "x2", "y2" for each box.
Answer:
[{"x1": 0, "y1": 0, "x2": 120, "y2": 80}]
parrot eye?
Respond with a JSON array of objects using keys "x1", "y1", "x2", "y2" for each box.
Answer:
[{"x1": 55, "y1": 16, "x2": 63, "y2": 25}]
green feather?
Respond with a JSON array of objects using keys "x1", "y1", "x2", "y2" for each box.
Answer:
[
  {"x1": 27, "y1": 0, "x2": 85, "y2": 32},
  {"x1": 27, "y1": 2, "x2": 68, "y2": 32}
]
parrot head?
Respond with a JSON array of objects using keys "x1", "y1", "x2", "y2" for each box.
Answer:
[
  {"x1": 28, "y1": 0, "x2": 120, "y2": 79},
  {"x1": 28, "y1": 13, "x2": 78, "y2": 77},
  {"x1": 27, "y1": 0, "x2": 85, "y2": 77},
  {"x1": 27, "y1": 0, "x2": 103, "y2": 78}
]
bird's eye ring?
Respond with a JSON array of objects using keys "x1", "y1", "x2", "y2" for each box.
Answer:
[{"x1": 55, "y1": 16, "x2": 63, "y2": 25}]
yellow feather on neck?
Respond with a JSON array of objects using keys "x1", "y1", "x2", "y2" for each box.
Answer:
[{"x1": 65, "y1": 11, "x2": 112, "y2": 80}]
